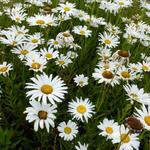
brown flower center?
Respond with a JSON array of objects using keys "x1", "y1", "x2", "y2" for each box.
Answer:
[
  {"x1": 38, "y1": 110, "x2": 48, "y2": 119},
  {"x1": 102, "y1": 71, "x2": 113, "y2": 79}
]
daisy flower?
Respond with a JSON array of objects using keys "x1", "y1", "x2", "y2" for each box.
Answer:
[
  {"x1": 72, "y1": 26, "x2": 92, "y2": 37},
  {"x1": 25, "y1": 73, "x2": 68, "y2": 104},
  {"x1": 0, "y1": 62, "x2": 13, "y2": 76},
  {"x1": 25, "y1": 52, "x2": 47, "y2": 72},
  {"x1": 75, "y1": 142, "x2": 88, "y2": 150},
  {"x1": 92, "y1": 68, "x2": 120, "y2": 86},
  {"x1": 117, "y1": 66, "x2": 135, "y2": 81},
  {"x1": 24, "y1": 100, "x2": 57, "y2": 132},
  {"x1": 97, "y1": 118, "x2": 120, "y2": 140},
  {"x1": 27, "y1": 14, "x2": 48, "y2": 27},
  {"x1": 123, "y1": 84, "x2": 150, "y2": 105},
  {"x1": 134, "y1": 105, "x2": 150, "y2": 131},
  {"x1": 68, "y1": 97, "x2": 95, "y2": 122},
  {"x1": 56, "y1": 31, "x2": 74, "y2": 44},
  {"x1": 112, "y1": 125, "x2": 140, "y2": 150},
  {"x1": 11, "y1": 43, "x2": 38, "y2": 60},
  {"x1": 139, "y1": 61, "x2": 150, "y2": 72},
  {"x1": 57, "y1": 2, "x2": 76, "y2": 17},
  {"x1": 56, "y1": 54, "x2": 72, "y2": 68},
  {"x1": 40, "y1": 47, "x2": 59, "y2": 60},
  {"x1": 48, "y1": 38, "x2": 63, "y2": 49},
  {"x1": 57, "y1": 120, "x2": 78, "y2": 141},
  {"x1": 99, "y1": 32, "x2": 120, "y2": 48},
  {"x1": 73, "y1": 74, "x2": 88, "y2": 87},
  {"x1": 26, "y1": 33, "x2": 44, "y2": 45}
]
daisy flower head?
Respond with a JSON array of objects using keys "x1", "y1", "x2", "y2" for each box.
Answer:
[
  {"x1": 26, "y1": 73, "x2": 68, "y2": 104},
  {"x1": 11, "y1": 43, "x2": 38, "y2": 60},
  {"x1": 139, "y1": 61, "x2": 150, "y2": 72},
  {"x1": 115, "y1": 0, "x2": 133, "y2": 8},
  {"x1": 92, "y1": 67, "x2": 120, "y2": 87},
  {"x1": 25, "y1": 52, "x2": 47, "y2": 72},
  {"x1": 75, "y1": 142, "x2": 88, "y2": 150},
  {"x1": 72, "y1": 26, "x2": 92, "y2": 37},
  {"x1": 24, "y1": 100, "x2": 57, "y2": 132},
  {"x1": 117, "y1": 66, "x2": 135, "y2": 81},
  {"x1": 97, "y1": 118, "x2": 120, "y2": 140},
  {"x1": 123, "y1": 84, "x2": 150, "y2": 105},
  {"x1": 73, "y1": 74, "x2": 88, "y2": 87},
  {"x1": 57, "y1": 120, "x2": 78, "y2": 141},
  {"x1": 68, "y1": 97, "x2": 95, "y2": 122},
  {"x1": 99, "y1": 32, "x2": 120, "y2": 48},
  {"x1": 112, "y1": 124, "x2": 140, "y2": 150},
  {"x1": 56, "y1": 30, "x2": 74, "y2": 44},
  {"x1": 0, "y1": 62, "x2": 13, "y2": 76},
  {"x1": 56, "y1": 54, "x2": 72, "y2": 68},
  {"x1": 48, "y1": 38, "x2": 63, "y2": 49},
  {"x1": 57, "y1": 2, "x2": 76, "y2": 17},
  {"x1": 27, "y1": 14, "x2": 48, "y2": 27},
  {"x1": 27, "y1": 33, "x2": 44, "y2": 45},
  {"x1": 134, "y1": 105, "x2": 150, "y2": 131},
  {"x1": 40, "y1": 47, "x2": 59, "y2": 60}
]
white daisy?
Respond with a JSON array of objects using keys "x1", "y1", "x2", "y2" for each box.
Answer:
[
  {"x1": 57, "y1": 2, "x2": 76, "y2": 17},
  {"x1": 134, "y1": 105, "x2": 150, "y2": 131},
  {"x1": 24, "y1": 100, "x2": 57, "y2": 132},
  {"x1": 123, "y1": 84, "x2": 150, "y2": 105},
  {"x1": 72, "y1": 26, "x2": 92, "y2": 37},
  {"x1": 40, "y1": 47, "x2": 59, "y2": 60},
  {"x1": 11, "y1": 43, "x2": 37, "y2": 60},
  {"x1": 56, "y1": 54, "x2": 72, "y2": 68},
  {"x1": 112, "y1": 125, "x2": 140, "y2": 150},
  {"x1": 73, "y1": 74, "x2": 88, "y2": 87},
  {"x1": 57, "y1": 120, "x2": 78, "y2": 141},
  {"x1": 68, "y1": 97, "x2": 95, "y2": 122},
  {"x1": 0, "y1": 62, "x2": 13, "y2": 76},
  {"x1": 99, "y1": 32, "x2": 120, "y2": 48},
  {"x1": 97, "y1": 118, "x2": 120, "y2": 139},
  {"x1": 25, "y1": 73, "x2": 68, "y2": 104},
  {"x1": 25, "y1": 52, "x2": 47, "y2": 72},
  {"x1": 92, "y1": 68, "x2": 120, "y2": 86}
]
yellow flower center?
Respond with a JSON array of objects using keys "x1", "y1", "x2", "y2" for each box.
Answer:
[
  {"x1": 80, "y1": 30, "x2": 85, "y2": 35},
  {"x1": 41, "y1": 84, "x2": 53, "y2": 94},
  {"x1": 104, "y1": 39, "x2": 111, "y2": 45},
  {"x1": 53, "y1": 41, "x2": 59, "y2": 45},
  {"x1": 132, "y1": 67, "x2": 138, "y2": 71},
  {"x1": 77, "y1": 105, "x2": 87, "y2": 114},
  {"x1": 130, "y1": 93, "x2": 139, "y2": 100},
  {"x1": 102, "y1": 71, "x2": 114, "y2": 79},
  {"x1": 45, "y1": 53, "x2": 53, "y2": 59},
  {"x1": 16, "y1": 17, "x2": 20, "y2": 22},
  {"x1": 120, "y1": 134, "x2": 130, "y2": 143},
  {"x1": 36, "y1": 19, "x2": 45, "y2": 25},
  {"x1": 0, "y1": 66, "x2": 8, "y2": 72},
  {"x1": 58, "y1": 60, "x2": 65, "y2": 65},
  {"x1": 121, "y1": 71, "x2": 131, "y2": 78},
  {"x1": 144, "y1": 116, "x2": 150, "y2": 126},
  {"x1": 142, "y1": 65, "x2": 149, "y2": 71},
  {"x1": 105, "y1": 127, "x2": 113, "y2": 134},
  {"x1": 64, "y1": 127, "x2": 72, "y2": 134},
  {"x1": 31, "y1": 39, "x2": 38, "y2": 43},
  {"x1": 118, "y1": 2, "x2": 124, "y2": 5},
  {"x1": 38, "y1": 110, "x2": 48, "y2": 119},
  {"x1": 31, "y1": 62, "x2": 41, "y2": 69},
  {"x1": 20, "y1": 49, "x2": 29, "y2": 55},
  {"x1": 64, "y1": 7, "x2": 71, "y2": 12},
  {"x1": 79, "y1": 81, "x2": 84, "y2": 86}
]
